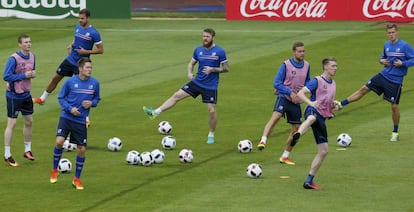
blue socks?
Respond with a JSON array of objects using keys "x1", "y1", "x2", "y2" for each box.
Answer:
[
  {"x1": 341, "y1": 99, "x2": 349, "y2": 107},
  {"x1": 393, "y1": 125, "x2": 399, "y2": 133},
  {"x1": 53, "y1": 147, "x2": 63, "y2": 169},
  {"x1": 305, "y1": 174, "x2": 315, "y2": 183},
  {"x1": 75, "y1": 156, "x2": 85, "y2": 178}
]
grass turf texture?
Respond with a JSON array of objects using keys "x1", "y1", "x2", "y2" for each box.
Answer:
[{"x1": 0, "y1": 19, "x2": 414, "y2": 211}]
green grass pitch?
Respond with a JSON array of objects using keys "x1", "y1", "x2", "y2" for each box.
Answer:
[{"x1": 0, "y1": 19, "x2": 414, "y2": 211}]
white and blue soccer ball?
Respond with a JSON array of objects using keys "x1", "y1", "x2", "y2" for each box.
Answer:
[
  {"x1": 151, "y1": 149, "x2": 165, "y2": 164},
  {"x1": 179, "y1": 149, "x2": 193, "y2": 163},
  {"x1": 246, "y1": 163, "x2": 262, "y2": 178},
  {"x1": 238, "y1": 139, "x2": 253, "y2": 153},
  {"x1": 108, "y1": 137, "x2": 123, "y2": 151},
  {"x1": 126, "y1": 150, "x2": 140, "y2": 165},
  {"x1": 140, "y1": 151, "x2": 154, "y2": 166},
  {"x1": 158, "y1": 121, "x2": 172, "y2": 135},
  {"x1": 58, "y1": 158, "x2": 72, "y2": 173},
  {"x1": 161, "y1": 135, "x2": 176, "y2": 150},
  {"x1": 63, "y1": 139, "x2": 77, "y2": 152},
  {"x1": 337, "y1": 133, "x2": 352, "y2": 147}
]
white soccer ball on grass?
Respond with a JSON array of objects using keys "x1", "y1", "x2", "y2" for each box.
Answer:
[
  {"x1": 158, "y1": 121, "x2": 172, "y2": 134},
  {"x1": 246, "y1": 163, "x2": 262, "y2": 179},
  {"x1": 108, "y1": 137, "x2": 123, "y2": 151},
  {"x1": 58, "y1": 158, "x2": 72, "y2": 173},
  {"x1": 337, "y1": 133, "x2": 352, "y2": 147}
]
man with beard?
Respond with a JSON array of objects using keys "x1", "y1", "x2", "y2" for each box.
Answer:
[
  {"x1": 143, "y1": 28, "x2": 229, "y2": 144},
  {"x1": 33, "y1": 8, "x2": 103, "y2": 127}
]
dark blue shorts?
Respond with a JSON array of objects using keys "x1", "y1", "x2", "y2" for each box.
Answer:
[
  {"x1": 273, "y1": 96, "x2": 302, "y2": 124},
  {"x1": 56, "y1": 117, "x2": 87, "y2": 146},
  {"x1": 56, "y1": 59, "x2": 79, "y2": 77},
  {"x1": 181, "y1": 81, "x2": 217, "y2": 104},
  {"x1": 6, "y1": 96, "x2": 33, "y2": 118},
  {"x1": 366, "y1": 73, "x2": 401, "y2": 104},
  {"x1": 304, "y1": 107, "x2": 328, "y2": 144}
]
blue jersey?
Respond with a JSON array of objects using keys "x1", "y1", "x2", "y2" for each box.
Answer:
[
  {"x1": 58, "y1": 75, "x2": 100, "y2": 124},
  {"x1": 67, "y1": 24, "x2": 102, "y2": 65},
  {"x1": 192, "y1": 44, "x2": 227, "y2": 90},
  {"x1": 380, "y1": 39, "x2": 414, "y2": 84}
]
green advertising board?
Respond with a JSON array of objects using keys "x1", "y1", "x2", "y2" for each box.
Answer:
[{"x1": 0, "y1": 0, "x2": 130, "y2": 19}]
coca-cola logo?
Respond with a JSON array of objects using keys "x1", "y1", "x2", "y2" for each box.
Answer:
[
  {"x1": 363, "y1": 0, "x2": 414, "y2": 18},
  {"x1": 240, "y1": 0, "x2": 328, "y2": 18}
]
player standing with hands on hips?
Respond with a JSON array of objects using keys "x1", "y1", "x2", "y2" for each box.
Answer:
[
  {"x1": 49, "y1": 57, "x2": 100, "y2": 190},
  {"x1": 143, "y1": 28, "x2": 229, "y2": 144},
  {"x1": 3, "y1": 34, "x2": 37, "y2": 167},
  {"x1": 335, "y1": 23, "x2": 414, "y2": 141},
  {"x1": 290, "y1": 57, "x2": 340, "y2": 190},
  {"x1": 33, "y1": 8, "x2": 103, "y2": 127}
]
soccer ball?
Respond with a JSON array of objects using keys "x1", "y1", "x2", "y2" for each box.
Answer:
[
  {"x1": 140, "y1": 151, "x2": 154, "y2": 166},
  {"x1": 63, "y1": 139, "x2": 77, "y2": 152},
  {"x1": 58, "y1": 158, "x2": 72, "y2": 173},
  {"x1": 151, "y1": 149, "x2": 165, "y2": 164},
  {"x1": 161, "y1": 135, "x2": 176, "y2": 150},
  {"x1": 108, "y1": 137, "x2": 123, "y2": 151},
  {"x1": 238, "y1": 139, "x2": 253, "y2": 153},
  {"x1": 179, "y1": 149, "x2": 193, "y2": 163},
  {"x1": 158, "y1": 121, "x2": 172, "y2": 134},
  {"x1": 337, "y1": 133, "x2": 352, "y2": 147},
  {"x1": 126, "y1": 150, "x2": 140, "y2": 165},
  {"x1": 246, "y1": 163, "x2": 262, "y2": 178}
]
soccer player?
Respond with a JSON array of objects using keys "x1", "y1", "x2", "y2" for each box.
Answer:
[
  {"x1": 49, "y1": 57, "x2": 100, "y2": 190},
  {"x1": 335, "y1": 23, "x2": 414, "y2": 142},
  {"x1": 291, "y1": 57, "x2": 340, "y2": 190},
  {"x1": 3, "y1": 34, "x2": 37, "y2": 167},
  {"x1": 33, "y1": 8, "x2": 103, "y2": 127},
  {"x1": 257, "y1": 41, "x2": 310, "y2": 166},
  {"x1": 143, "y1": 28, "x2": 229, "y2": 144}
]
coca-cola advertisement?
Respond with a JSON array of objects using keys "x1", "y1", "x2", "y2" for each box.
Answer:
[{"x1": 226, "y1": 0, "x2": 414, "y2": 21}]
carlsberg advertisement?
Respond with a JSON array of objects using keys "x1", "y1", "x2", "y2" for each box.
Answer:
[{"x1": 0, "y1": 0, "x2": 130, "y2": 19}]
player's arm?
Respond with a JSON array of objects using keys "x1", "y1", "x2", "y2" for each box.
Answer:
[
  {"x1": 89, "y1": 42, "x2": 104, "y2": 55},
  {"x1": 67, "y1": 40, "x2": 74, "y2": 54},
  {"x1": 3, "y1": 57, "x2": 26, "y2": 82},
  {"x1": 187, "y1": 58, "x2": 197, "y2": 80},
  {"x1": 273, "y1": 63, "x2": 291, "y2": 95}
]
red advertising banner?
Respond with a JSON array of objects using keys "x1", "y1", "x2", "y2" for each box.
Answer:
[{"x1": 226, "y1": 0, "x2": 414, "y2": 21}]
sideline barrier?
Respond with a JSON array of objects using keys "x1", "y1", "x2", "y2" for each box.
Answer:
[
  {"x1": 0, "y1": 0, "x2": 130, "y2": 19},
  {"x1": 226, "y1": 0, "x2": 414, "y2": 22}
]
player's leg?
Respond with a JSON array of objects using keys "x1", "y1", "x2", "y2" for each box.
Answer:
[
  {"x1": 50, "y1": 135, "x2": 65, "y2": 183},
  {"x1": 258, "y1": 97, "x2": 285, "y2": 150},
  {"x1": 71, "y1": 122, "x2": 87, "y2": 190},
  {"x1": 51, "y1": 118, "x2": 68, "y2": 183},
  {"x1": 348, "y1": 84, "x2": 371, "y2": 102},
  {"x1": 73, "y1": 145, "x2": 86, "y2": 190},
  {"x1": 206, "y1": 103, "x2": 217, "y2": 144},
  {"x1": 143, "y1": 88, "x2": 191, "y2": 120},
  {"x1": 22, "y1": 114, "x2": 35, "y2": 160},
  {"x1": 303, "y1": 122, "x2": 328, "y2": 190},
  {"x1": 22, "y1": 97, "x2": 35, "y2": 160},
  {"x1": 258, "y1": 112, "x2": 282, "y2": 150},
  {"x1": 4, "y1": 97, "x2": 20, "y2": 167},
  {"x1": 34, "y1": 59, "x2": 77, "y2": 104},
  {"x1": 4, "y1": 117, "x2": 18, "y2": 167},
  {"x1": 291, "y1": 114, "x2": 316, "y2": 146},
  {"x1": 279, "y1": 124, "x2": 299, "y2": 165},
  {"x1": 303, "y1": 142, "x2": 328, "y2": 190},
  {"x1": 385, "y1": 82, "x2": 401, "y2": 141}
]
